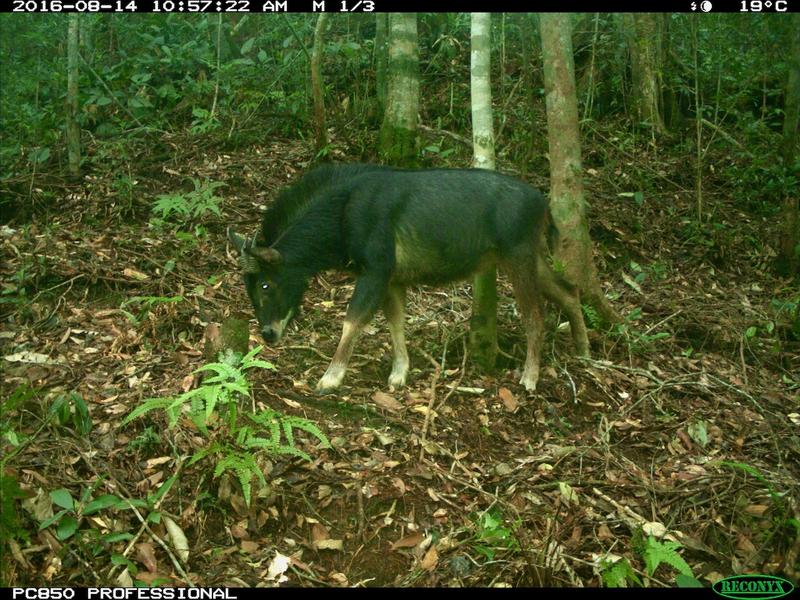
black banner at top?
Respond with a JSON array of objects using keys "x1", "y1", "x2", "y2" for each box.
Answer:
[{"x1": 2, "y1": 0, "x2": 798, "y2": 12}]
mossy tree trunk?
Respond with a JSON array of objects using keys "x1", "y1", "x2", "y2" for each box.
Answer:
[
  {"x1": 311, "y1": 13, "x2": 329, "y2": 154},
  {"x1": 375, "y1": 13, "x2": 389, "y2": 119},
  {"x1": 539, "y1": 13, "x2": 619, "y2": 325},
  {"x1": 624, "y1": 13, "x2": 665, "y2": 134},
  {"x1": 67, "y1": 14, "x2": 81, "y2": 177},
  {"x1": 378, "y1": 13, "x2": 419, "y2": 167},
  {"x1": 778, "y1": 13, "x2": 800, "y2": 278},
  {"x1": 469, "y1": 12, "x2": 498, "y2": 371}
]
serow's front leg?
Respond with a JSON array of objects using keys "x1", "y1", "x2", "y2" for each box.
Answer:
[
  {"x1": 316, "y1": 319, "x2": 363, "y2": 393},
  {"x1": 316, "y1": 273, "x2": 388, "y2": 394}
]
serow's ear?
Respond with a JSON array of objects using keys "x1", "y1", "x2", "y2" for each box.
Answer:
[
  {"x1": 248, "y1": 246, "x2": 283, "y2": 265},
  {"x1": 227, "y1": 227, "x2": 248, "y2": 254}
]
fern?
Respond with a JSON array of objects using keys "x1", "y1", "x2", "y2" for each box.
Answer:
[
  {"x1": 213, "y1": 451, "x2": 266, "y2": 507},
  {"x1": 601, "y1": 558, "x2": 642, "y2": 588},
  {"x1": 123, "y1": 346, "x2": 327, "y2": 508},
  {"x1": 582, "y1": 303, "x2": 601, "y2": 329},
  {"x1": 242, "y1": 409, "x2": 331, "y2": 462},
  {"x1": 642, "y1": 536, "x2": 694, "y2": 578},
  {"x1": 121, "y1": 397, "x2": 176, "y2": 426},
  {"x1": 152, "y1": 193, "x2": 190, "y2": 220}
]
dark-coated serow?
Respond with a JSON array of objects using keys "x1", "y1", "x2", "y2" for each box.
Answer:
[{"x1": 229, "y1": 164, "x2": 590, "y2": 393}]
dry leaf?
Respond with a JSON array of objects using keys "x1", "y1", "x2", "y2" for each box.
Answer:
[
  {"x1": 498, "y1": 387, "x2": 518, "y2": 412},
  {"x1": 372, "y1": 391, "x2": 402, "y2": 412},
  {"x1": 420, "y1": 546, "x2": 438, "y2": 571},
  {"x1": 314, "y1": 538, "x2": 344, "y2": 551},
  {"x1": 266, "y1": 552, "x2": 290, "y2": 583},
  {"x1": 391, "y1": 532, "x2": 424, "y2": 550},
  {"x1": 163, "y1": 515, "x2": 189, "y2": 563},
  {"x1": 123, "y1": 268, "x2": 149, "y2": 281},
  {"x1": 311, "y1": 523, "x2": 329, "y2": 543}
]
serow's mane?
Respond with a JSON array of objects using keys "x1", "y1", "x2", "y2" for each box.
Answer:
[{"x1": 259, "y1": 163, "x2": 390, "y2": 246}]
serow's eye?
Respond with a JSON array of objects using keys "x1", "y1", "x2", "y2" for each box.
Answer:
[{"x1": 261, "y1": 282, "x2": 270, "y2": 291}]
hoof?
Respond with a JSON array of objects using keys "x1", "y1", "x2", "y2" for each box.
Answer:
[
  {"x1": 388, "y1": 371, "x2": 407, "y2": 391},
  {"x1": 316, "y1": 367, "x2": 345, "y2": 394},
  {"x1": 519, "y1": 373, "x2": 539, "y2": 393}
]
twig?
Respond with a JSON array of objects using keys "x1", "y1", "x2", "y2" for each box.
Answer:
[
  {"x1": 418, "y1": 124, "x2": 472, "y2": 148},
  {"x1": 417, "y1": 348, "x2": 443, "y2": 462},
  {"x1": 701, "y1": 118, "x2": 751, "y2": 155}
]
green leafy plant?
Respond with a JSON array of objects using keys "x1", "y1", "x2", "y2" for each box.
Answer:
[
  {"x1": 49, "y1": 392, "x2": 92, "y2": 436},
  {"x1": 151, "y1": 178, "x2": 224, "y2": 225},
  {"x1": 613, "y1": 308, "x2": 671, "y2": 354},
  {"x1": 639, "y1": 536, "x2": 694, "y2": 580},
  {"x1": 600, "y1": 533, "x2": 699, "y2": 588},
  {"x1": 469, "y1": 508, "x2": 520, "y2": 561},
  {"x1": 123, "y1": 347, "x2": 330, "y2": 505},
  {"x1": 40, "y1": 485, "x2": 124, "y2": 542},
  {"x1": 600, "y1": 557, "x2": 642, "y2": 588},
  {"x1": 119, "y1": 295, "x2": 184, "y2": 325}
]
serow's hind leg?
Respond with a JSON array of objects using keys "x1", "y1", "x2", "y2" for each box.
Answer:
[
  {"x1": 505, "y1": 257, "x2": 545, "y2": 392},
  {"x1": 383, "y1": 285, "x2": 409, "y2": 390},
  {"x1": 316, "y1": 273, "x2": 388, "y2": 394},
  {"x1": 536, "y1": 260, "x2": 590, "y2": 357}
]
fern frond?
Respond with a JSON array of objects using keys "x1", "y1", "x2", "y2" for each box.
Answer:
[
  {"x1": 121, "y1": 398, "x2": 175, "y2": 425},
  {"x1": 213, "y1": 451, "x2": 266, "y2": 506},
  {"x1": 643, "y1": 536, "x2": 693, "y2": 577}
]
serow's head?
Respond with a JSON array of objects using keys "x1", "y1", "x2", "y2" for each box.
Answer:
[{"x1": 228, "y1": 228, "x2": 301, "y2": 343}]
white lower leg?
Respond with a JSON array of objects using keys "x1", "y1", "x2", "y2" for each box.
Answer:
[
  {"x1": 385, "y1": 287, "x2": 409, "y2": 389},
  {"x1": 316, "y1": 320, "x2": 360, "y2": 392}
]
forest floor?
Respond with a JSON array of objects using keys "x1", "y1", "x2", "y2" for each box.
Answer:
[{"x1": 2, "y1": 131, "x2": 799, "y2": 588}]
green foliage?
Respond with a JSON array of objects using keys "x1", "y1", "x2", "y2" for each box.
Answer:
[
  {"x1": 128, "y1": 426, "x2": 161, "y2": 453},
  {"x1": 582, "y1": 303, "x2": 601, "y2": 330},
  {"x1": 601, "y1": 532, "x2": 696, "y2": 588},
  {"x1": 469, "y1": 508, "x2": 520, "y2": 561},
  {"x1": 1, "y1": 475, "x2": 29, "y2": 544},
  {"x1": 612, "y1": 307, "x2": 671, "y2": 354},
  {"x1": 151, "y1": 178, "x2": 224, "y2": 226},
  {"x1": 49, "y1": 392, "x2": 92, "y2": 437},
  {"x1": 120, "y1": 295, "x2": 184, "y2": 325},
  {"x1": 124, "y1": 346, "x2": 330, "y2": 506},
  {"x1": 39, "y1": 484, "x2": 125, "y2": 542},
  {"x1": 639, "y1": 536, "x2": 694, "y2": 578},
  {"x1": 600, "y1": 558, "x2": 642, "y2": 588}
]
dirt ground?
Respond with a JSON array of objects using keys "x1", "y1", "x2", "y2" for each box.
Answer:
[{"x1": 2, "y1": 136, "x2": 798, "y2": 587}]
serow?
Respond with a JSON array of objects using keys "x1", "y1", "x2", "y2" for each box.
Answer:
[{"x1": 228, "y1": 163, "x2": 590, "y2": 394}]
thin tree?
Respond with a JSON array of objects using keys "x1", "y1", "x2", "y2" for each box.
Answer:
[
  {"x1": 66, "y1": 14, "x2": 80, "y2": 177},
  {"x1": 375, "y1": 13, "x2": 388, "y2": 119},
  {"x1": 311, "y1": 13, "x2": 329, "y2": 153},
  {"x1": 778, "y1": 13, "x2": 800, "y2": 278},
  {"x1": 469, "y1": 12, "x2": 498, "y2": 370},
  {"x1": 379, "y1": 13, "x2": 419, "y2": 166},
  {"x1": 539, "y1": 13, "x2": 618, "y2": 324}
]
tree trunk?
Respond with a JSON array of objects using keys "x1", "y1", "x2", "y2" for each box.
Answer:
[
  {"x1": 539, "y1": 13, "x2": 618, "y2": 324},
  {"x1": 375, "y1": 13, "x2": 388, "y2": 119},
  {"x1": 67, "y1": 14, "x2": 81, "y2": 177},
  {"x1": 378, "y1": 13, "x2": 419, "y2": 167},
  {"x1": 469, "y1": 12, "x2": 498, "y2": 371},
  {"x1": 311, "y1": 13, "x2": 329, "y2": 154},
  {"x1": 778, "y1": 13, "x2": 800, "y2": 278},
  {"x1": 624, "y1": 13, "x2": 665, "y2": 134}
]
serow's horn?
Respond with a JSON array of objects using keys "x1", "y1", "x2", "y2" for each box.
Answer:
[
  {"x1": 227, "y1": 227, "x2": 248, "y2": 254},
  {"x1": 239, "y1": 254, "x2": 261, "y2": 274}
]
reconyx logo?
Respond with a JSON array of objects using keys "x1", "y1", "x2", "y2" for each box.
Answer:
[{"x1": 712, "y1": 575, "x2": 794, "y2": 600}]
